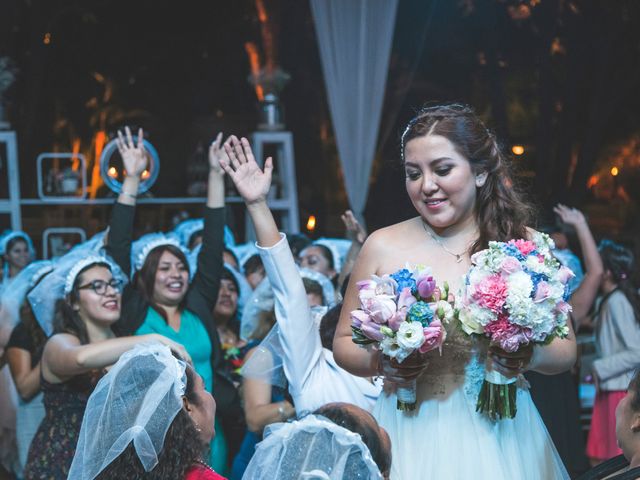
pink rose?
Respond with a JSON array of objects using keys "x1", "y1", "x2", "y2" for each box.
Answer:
[
  {"x1": 360, "y1": 320, "x2": 385, "y2": 342},
  {"x1": 556, "y1": 301, "x2": 572, "y2": 315},
  {"x1": 363, "y1": 295, "x2": 397, "y2": 324},
  {"x1": 472, "y1": 274, "x2": 508, "y2": 313},
  {"x1": 387, "y1": 310, "x2": 407, "y2": 331},
  {"x1": 357, "y1": 279, "x2": 376, "y2": 291},
  {"x1": 500, "y1": 257, "x2": 522, "y2": 274},
  {"x1": 533, "y1": 281, "x2": 552, "y2": 303},
  {"x1": 350, "y1": 310, "x2": 370, "y2": 328},
  {"x1": 418, "y1": 319, "x2": 447, "y2": 354},
  {"x1": 398, "y1": 287, "x2": 417, "y2": 310},
  {"x1": 416, "y1": 274, "x2": 436, "y2": 299},
  {"x1": 557, "y1": 266, "x2": 575, "y2": 285},
  {"x1": 512, "y1": 239, "x2": 536, "y2": 255}
]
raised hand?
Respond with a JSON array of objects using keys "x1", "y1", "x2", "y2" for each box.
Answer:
[
  {"x1": 221, "y1": 136, "x2": 273, "y2": 205},
  {"x1": 553, "y1": 204, "x2": 587, "y2": 228},
  {"x1": 208, "y1": 132, "x2": 227, "y2": 175},
  {"x1": 341, "y1": 210, "x2": 367, "y2": 244},
  {"x1": 116, "y1": 126, "x2": 148, "y2": 179}
]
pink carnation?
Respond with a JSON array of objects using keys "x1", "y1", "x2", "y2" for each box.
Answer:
[
  {"x1": 419, "y1": 319, "x2": 447, "y2": 354},
  {"x1": 472, "y1": 274, "x2": 508, "y2": 313},
  {"x1": 484, "y1": 317, "x2": 532, "y2": 353},
  {"x1": 512, "y1": 239, "x2": 536, "y2": 255}
]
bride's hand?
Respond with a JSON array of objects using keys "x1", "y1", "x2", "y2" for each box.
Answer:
[
  {"x1": 487, "y1": 344, "x2": 533, "y2": 378},
  {"x1": 379, "y1": 351, "x2": 429, "y2": 386}
]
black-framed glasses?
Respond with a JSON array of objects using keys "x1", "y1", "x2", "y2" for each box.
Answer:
[{"x1": 77, "y1": 279, "x2": 123, "y2": 295}]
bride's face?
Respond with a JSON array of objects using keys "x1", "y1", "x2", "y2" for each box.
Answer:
[{"x1": 404, "y1": 134, "x2": 478, "y2": 230}]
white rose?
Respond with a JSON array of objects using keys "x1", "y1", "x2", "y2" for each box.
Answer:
[
  {"x1": 396, "y1": 321, "x2": 425, "y2": 351},
  {"x1": 435, "y1": 300, "x2": 455, "y2": 323},
  {"x1": 380, "y1": 336, "x2": 401, "y2": 359}
]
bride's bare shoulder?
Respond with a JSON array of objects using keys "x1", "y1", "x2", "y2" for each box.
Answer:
[{"x1": 365, "y1": 218, "x2": 419, "y2": 251}]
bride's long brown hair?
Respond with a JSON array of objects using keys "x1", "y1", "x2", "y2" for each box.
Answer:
[{"x1": 401, "y1": 103, "x2": 534, "y2": 254}]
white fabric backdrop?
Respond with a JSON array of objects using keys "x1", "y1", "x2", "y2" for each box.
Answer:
[{"x1": 310, "y1": 0, "x2": 399, "y2": 224}]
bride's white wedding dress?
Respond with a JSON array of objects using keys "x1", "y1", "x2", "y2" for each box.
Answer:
[{"x1": 374, "y1": 320, "x2": 570, "y2": 480}]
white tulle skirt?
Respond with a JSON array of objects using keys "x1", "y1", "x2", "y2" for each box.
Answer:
[{"x1": 374, "y1": 370, "x2": 570, "y2": 480}]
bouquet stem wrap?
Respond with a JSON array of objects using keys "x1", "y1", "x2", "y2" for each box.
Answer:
[
  {"x1": 476, "y1": 369, "x2": 517, "y2": 420},
  {"x1": 396, "y1": 379, "x2": 417, "y2": 412}
]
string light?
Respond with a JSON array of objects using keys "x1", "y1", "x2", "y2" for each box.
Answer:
[
  {"x1": 511, "y1": 145, "x2": 525, "y2": 156},
  {"x1": 107, "y1": 167, "x2": 118, "y2": 178},
  {"x1": 611, "y1": 166, "x2": 619, "y2": 177}
]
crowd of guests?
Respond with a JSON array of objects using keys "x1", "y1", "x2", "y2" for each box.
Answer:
[{"x1": 0, "y1": 126, "x2": 638, "y2": 479}]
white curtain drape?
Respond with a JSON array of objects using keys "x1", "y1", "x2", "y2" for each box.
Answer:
[{"x1": 310, "y1": 0, "x2": 398, "y2": 224}]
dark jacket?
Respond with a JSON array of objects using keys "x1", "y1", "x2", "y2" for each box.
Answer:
[{"x1": 106, "y1": 201, "x2": 240, "y2": 416}]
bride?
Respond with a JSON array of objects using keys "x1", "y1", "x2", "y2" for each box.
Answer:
[{"x1": 333, "y1": 104, "x2": 575, "y2": 479}]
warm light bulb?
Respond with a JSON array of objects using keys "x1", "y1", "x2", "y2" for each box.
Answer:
[
  {"x1": 107, "y1": 166, "x2": 118, "y2": 178},
  {"x1": 141, "y1": 169, "x2": 150, "y2": 179},
  {"x1": 611, "y1": 166, "x2": 619, "y2": 177},
  {"x1": 43, "y1": 32, "x2": 51, "y2": 45},
  {"x1": 306, "y1": 215, "x2": 316, "y2": 232},
  {"x1": 511, "y1": 145, "x2": 525, "y2": 156}
]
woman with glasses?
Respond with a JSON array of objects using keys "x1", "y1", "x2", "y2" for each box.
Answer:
[{"x1": 22, "y1": 247, "x2": 188, "y2": 480}]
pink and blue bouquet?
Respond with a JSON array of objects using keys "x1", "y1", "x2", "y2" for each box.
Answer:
[
  {"x1": 351, "y1": 265, "x2": 451, "y2": 411},
  {"x1": 456, "y1": 233, "x2": 573, "y2": 419}
]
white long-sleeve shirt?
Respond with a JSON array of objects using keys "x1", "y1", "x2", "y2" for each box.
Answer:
[{"x1": 256, "y1": 234, "x2": 381, "y2": 413}]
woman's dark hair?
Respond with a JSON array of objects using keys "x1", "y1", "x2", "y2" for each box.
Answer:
[
  {"x1": 319, "y1": 303, "x2": 343, "y2": 351},
  {"x1": 311, "y1": 244, "x2": 335, "y2": 270},
  {"x1": 96, "y1": 365, "x2": 207, "y2": 479},
  {"x1": 188, "y1": 230, "x2": 203, "y2": 250},
  {"x1": 6, "y1": 236, "x2": 29, "y2": 254},
  {"x1": 243, "y1": 254, "x2": 264, "y2": 275},
  {"x1": 53, "y1": 262, "x2": 111, "y2": 345},
  {"x1": 302, "y1": 277, "x2": 324, "y2": 303},
  {"x1": 314, "y1": 403, "x2": 391, "y2": 477},
  {"x1": 401, "y1": 103, "x2": 533, "y2": 254},
  {"x1": 287, "y1": 233, "x2": 311, "y2": 259},
  {"x1": 21, "y1": 303, "x2": 47, "y2": 353},
  {"x1": 136, "y1": 245, "x2": 190, "y2": 322},
  {"x1": 220, "y1": 266, "x2": 240, "y2": 293},
  {"x1": 599, "y1": 239, "x2": 640, "y2": 326}
]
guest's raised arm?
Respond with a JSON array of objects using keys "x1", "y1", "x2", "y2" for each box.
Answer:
[{"x1": 553, "y1": 204, "x2": 603, "y2": 328}]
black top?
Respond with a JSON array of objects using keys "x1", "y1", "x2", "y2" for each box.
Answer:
[
  {"x1": 577, "y1": 455, "x2": 640, "y2": 480},
  {"x1": 106, "y1": 201, "x2": 239, "y2": 415},
  {"x1": 7, "y1": 321, "x2": 42, "y2": 367}
]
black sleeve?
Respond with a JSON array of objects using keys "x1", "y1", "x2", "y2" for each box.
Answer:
[
  {"x1": 185, "y1": 206, "x2": 225, "y2": 314},
  {"x1": 105, "y1": 201, "x2": 135, "y2": 277},
  {"x1": 7, "y1": 322, "x2": 34, "y2": 354}
]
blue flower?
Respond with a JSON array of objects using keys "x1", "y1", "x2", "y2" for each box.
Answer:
[
  {"x1": 501, "y1": 243, "x2": 526, "y2": 261},
  {"x1": 391, "y1": 269, "x2": 417, "y2": 294},
  {"x1": 408, "y1": 301, "x2": 434, "y2": 327}
]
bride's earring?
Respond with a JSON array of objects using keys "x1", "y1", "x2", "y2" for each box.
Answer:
[{"x1": 475, "y1": 173, "x2": 488, "y2": 188}]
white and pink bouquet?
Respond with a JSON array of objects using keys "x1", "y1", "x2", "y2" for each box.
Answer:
[
  {"x1": 457, "y1": 233, "x2": 573, "y2": 419},
  {"x1": 351, "y1": 265, "x2": 452, "y2": 411}
]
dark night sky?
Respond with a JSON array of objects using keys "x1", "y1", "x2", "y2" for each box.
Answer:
[{"x1": 2, "y1": 0, "x2": 640, "y2": 238}]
